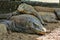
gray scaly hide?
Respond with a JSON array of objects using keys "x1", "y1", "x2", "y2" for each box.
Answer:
[{"x1": 10, "y1": 14, "x2": 46, "y2": 34}]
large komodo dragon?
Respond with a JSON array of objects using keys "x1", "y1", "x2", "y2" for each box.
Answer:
[
  {"x1": 10, "y1": 14, "x2": 47, "y2": 34},
  {"x1": 17, "y1": 3, "x2": 45, "y2": 25}
]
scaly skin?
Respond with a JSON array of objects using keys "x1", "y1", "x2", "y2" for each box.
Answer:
[{"x1": 11, "y1": 14, "x2": 47, "y2": 34}]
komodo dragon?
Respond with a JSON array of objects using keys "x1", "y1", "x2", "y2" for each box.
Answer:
[
  {"x1": 10, "y1": 14, "x2": 48, "y2": 34},
  {"x1": 0, "y1": 14, "x2": 50, "y2": 34},
  {"x1": 17, "y1": 3, "x2": 46, "y2": 25}
]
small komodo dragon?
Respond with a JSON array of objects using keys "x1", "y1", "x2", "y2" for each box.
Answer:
[{"x1": 17, "y1": 3, "x2": 46, "y2": 25}]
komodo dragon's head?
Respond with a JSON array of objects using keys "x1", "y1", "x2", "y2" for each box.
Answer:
[
  {"x1": 26, "y1": 15, "x2": 48, "y2": 35},
  {"x1": 31, "y1": 22, "x2": 47, "y2": 35}
]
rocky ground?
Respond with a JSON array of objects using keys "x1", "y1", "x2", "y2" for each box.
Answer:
[
  {"x1": 0, "y1": 21, "x2": 60, "y2": 40},
  {"x1": 36, "y1": 25, "x2": 60, "y2": 40}
]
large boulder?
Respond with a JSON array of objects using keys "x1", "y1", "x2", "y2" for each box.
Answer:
[
  {"x1": 10, "y1": 14, "x2": 47, "y2": 34},
  {"x1": 17, "y1": 3, "x2": 45, "y2": 25},
  {"x1": 39, "y1": 12, "x2": 58, "y2": 23},
  {"x1": 0, "y1": 11, "x2": 19, "y2": 19}
]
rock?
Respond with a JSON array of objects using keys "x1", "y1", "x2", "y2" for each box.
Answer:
[
  {"x1": 0, "y1": 1, "x2": 20, "y2": 13},
  {"x1": 34, "y1": 6, "x2": 60, "y2": 12},
  {"x1": 0, "y1": 11, "x2": 19, "y2": 19},
  {"x1": 38, "y1": 12, "x2": 58, "y2": 23},
  {"x1": 54, "y1": 9, "x2": 60, "y2": 20},
  {"x1": 0, "y1": 20, "x2": 15, "y2": 32},
  {"x1": 17, "y1": 3, "x2": 45, "y2": 25},
  {"x1": 21, "y1": 0, "x2": 59, "y2": 8},
  {"x1": 0, "y1": 23, "x2": 7, "y2": 34},
  {"x1": 0, "y1": 13, "x2": 12, "y2": 19},
  {"x1": 10, "y1": 14, "x2": 47, "y2": 34}
]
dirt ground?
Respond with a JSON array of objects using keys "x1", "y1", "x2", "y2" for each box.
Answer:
[
  {"x1": 36, "y1": 24, "x2": 60, "y2": 40},
  {"x1": 0, "y1": 21, "x2": 60, "y2": 40}
]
